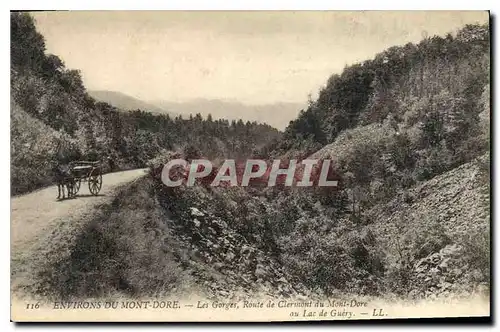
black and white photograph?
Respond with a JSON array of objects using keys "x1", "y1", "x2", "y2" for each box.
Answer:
[{"x1": 9, "y1": 10, "x2": 491, "y2": 322}]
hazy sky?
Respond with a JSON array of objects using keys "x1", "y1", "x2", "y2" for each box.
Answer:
[{"x1": 31, "y1": 11, "x2": 488, "y2": 105}]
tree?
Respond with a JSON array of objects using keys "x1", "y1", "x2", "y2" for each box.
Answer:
[
  {"x1": 11, "y1": 12, "x2": 46, "y2": 72},
  {"x1": 183, "y1": 144, "x2": 202, "y2": 162},
  {"x1": 420, "y1": 108, "x2": 444, "y2": 148},
  {"x1": 59, "y1": 69, "x2": 85, "y2": 94},
  {"x1": 456, "y1": 24, "x2": 489, "y2": 43},
  {"x1": 41, "y1": 54, "x2": 64, "y2": 78}
]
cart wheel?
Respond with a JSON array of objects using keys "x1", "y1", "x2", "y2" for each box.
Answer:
[
  {"x1": 88, "y1": 171, "x2": 102, "y2": 195},
  {"x1": 74, "y1": 179, "x2": 81, "y2": 195}
]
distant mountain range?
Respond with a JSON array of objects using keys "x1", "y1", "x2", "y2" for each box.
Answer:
[
  {"x1": 89, "y1": 90, "x2": 305, "y2": 130},
  {"x1": 88, "y1": 90, "x2": 177, "y2": 116}
]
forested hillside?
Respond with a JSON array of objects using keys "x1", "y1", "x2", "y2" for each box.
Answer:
[
  {"x1": 254, "y1": 22, "x2": 491, "y2": 298},
  {"x1": 276, "y1": 24, "x2": 489, "y2": 152},
  {"x1": 10, "y1": 13, "x2": 280, "y2": 195}
]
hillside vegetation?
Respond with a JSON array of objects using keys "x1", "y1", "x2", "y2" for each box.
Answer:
[
  {"x1": 266, "y1": 22, "x2": 489, "y2": 221},
  {"x1": 276, "y1": 23, "x2": 489, "y2": 153}
]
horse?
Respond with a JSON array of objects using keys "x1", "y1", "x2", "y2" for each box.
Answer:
[{"x1": 52, "y1": 163, "x2": 76, "y2": 200}]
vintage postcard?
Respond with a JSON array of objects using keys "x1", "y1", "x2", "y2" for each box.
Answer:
[{"x1": 10, "y1": 10, "x2": 490, "y2": 322}]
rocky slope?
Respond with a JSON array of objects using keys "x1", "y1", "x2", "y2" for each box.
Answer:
[
  {"x1": 365, "y1": 153, "x2": 490, "y2": 298},
  {"x1": 153, "y1": 182, "x2": 308, "y2": 299}
]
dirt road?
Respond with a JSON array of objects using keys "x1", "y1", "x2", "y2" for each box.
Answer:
[{"x1": 11, "y1": 168, "x2": 148, "y2": 255}]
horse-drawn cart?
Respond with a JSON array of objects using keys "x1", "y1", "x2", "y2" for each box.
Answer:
[{"x1": 69, "y1": 160, "x2": 103, "y2": 196}]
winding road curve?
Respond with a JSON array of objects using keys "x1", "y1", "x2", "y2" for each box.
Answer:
[{"x1": 11, "y1": 168, "x2": 148, "y2": 255}]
